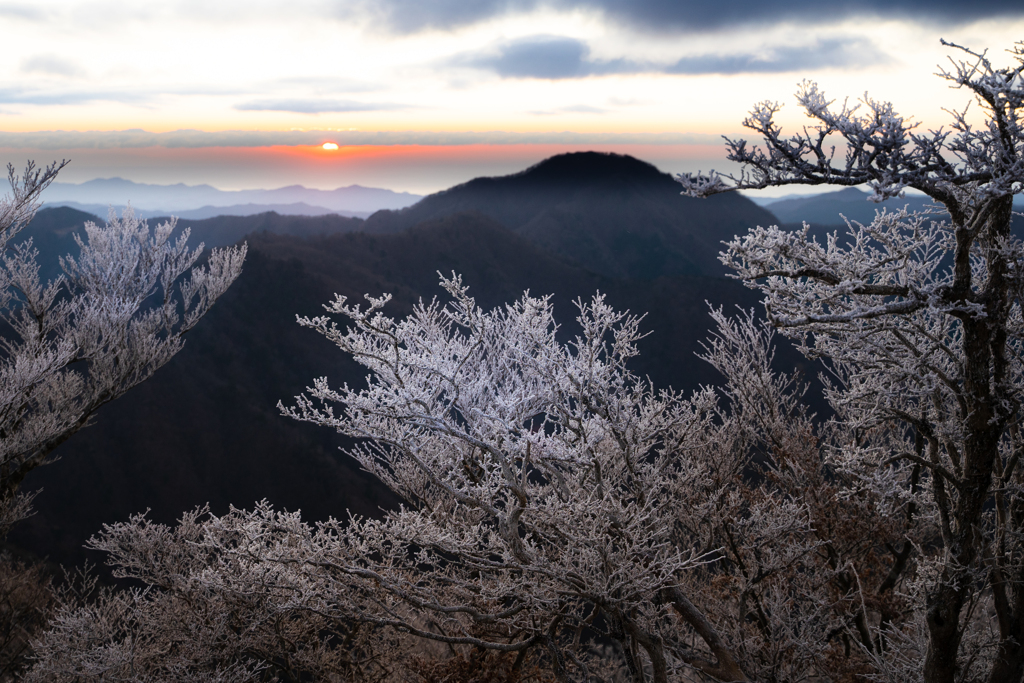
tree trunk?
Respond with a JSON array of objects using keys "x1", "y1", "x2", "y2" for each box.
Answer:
[{"x1": 924, "y1": 196, "x2": 1015, "y2": 683}]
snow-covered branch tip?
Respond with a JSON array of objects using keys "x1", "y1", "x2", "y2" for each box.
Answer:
[
  {"x1": 676, "y1": 169, "x2": 729, "y2": 198},
  {"x1": 676, "y1": 39, "x2": 1024, "y2": 208},
  {"x1": 0, "y1": 159, "x2": 68, "y2": 249}
]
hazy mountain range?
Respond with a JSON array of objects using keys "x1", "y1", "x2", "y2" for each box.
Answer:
[
  {"x1": 755, "y1": 186, "x2": 1024, "y2": 226},
  {"x1": 42, "y1": 173, "x2": 1024, "y2": 227},
  {"x1": 40, "y1": 177, "x2": 423, "y2": 219}
]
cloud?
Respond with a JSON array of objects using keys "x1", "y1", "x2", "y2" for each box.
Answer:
[
  {"x1": 452, "y1": 35, "x2": 639, "y2": 79},
  {"x1": 530, "y1": 104, "x2": 608, "y2": 115},
  {"x1": 20, "y1": 55, "x2": 86, "y2": 78},
  {"x1": 264, "y1": 77, "x2": 382, "y2": 94},
  {"x1": 454, "y1": 35, "x2": 888, "y2": 79},
  {"x1": 349, "y1": 0, "x2": 540, "y2": 35},
  {"x1": 0, "y1": 88, "x2": 151, "y2": 106},
  {"x1": 346, "y1": 0, "x2": 1024, "y2": 34},
  {"x1": 666, "y1": 38, "x2": 890, "y2": 75},
  {"x1": 0, "y1": 129, "x2": 722, "y2": 150},
  {"x1": 559, "y1": 104, "x2": 606, "y2": 113},
  {"x1": 475, "y1": 35, "x2": 588, "y2": 79},
  {"x1": 0, "y1": 81, "x2": 251, "y2": 108},
  {"x1": 234, "y1": 99, "x2": 408, "y2": 114},
  {"x1": 579, "y1": 0, "x2": 1024, "y2": 33},
  {"x1": 0, "y1": 3, "x2": 46, "y2": 20}
]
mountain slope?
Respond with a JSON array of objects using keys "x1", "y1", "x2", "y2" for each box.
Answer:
[
  {"x1": 23, "y1": 206, "x2": 366, "y2": 255},
  {"x1": 10, "y1": 211, "x2": 767, "y2": 569},
  {"x1": 364, "y1": 152, "x2": 777, "y2": 279},
  {"x1": 765, "y1": 187, "x2": 941, "y2": 224}
]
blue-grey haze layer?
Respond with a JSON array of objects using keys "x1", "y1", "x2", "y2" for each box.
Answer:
[{"x1": 40, "y1": 178, "x2": 422, "y2": 217}]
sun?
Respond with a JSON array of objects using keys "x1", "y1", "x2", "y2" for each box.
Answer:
[{"x1": 322, "y1": 142, "x2": 339, "y2": 150}]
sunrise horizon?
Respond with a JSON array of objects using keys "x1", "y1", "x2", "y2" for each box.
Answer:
[{"x1": 6, "y1": 2, "x2": 1024, "y2": 197}]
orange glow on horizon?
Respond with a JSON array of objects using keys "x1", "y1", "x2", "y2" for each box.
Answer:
[
  {"x1": 17, "y1": 143, "x2": 731, "y2": 194},
  {"x1": 274, "y1": 143, "x2": 721, "y2": 164}
]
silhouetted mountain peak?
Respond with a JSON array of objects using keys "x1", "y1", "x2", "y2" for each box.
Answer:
[
  {"x1": 364, "y1": 151, "x2": 776, "y2": 279},
  {"x1": 509, "y1": 151, "x2": 666, "y2": 185},
  {"x1": 435, "y1": 152, "x2": 672, "y2": 200}
]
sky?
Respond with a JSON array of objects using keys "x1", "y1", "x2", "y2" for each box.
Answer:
[{"x1": 2, "y1": 1, "x2": 1024, "y2": 196}]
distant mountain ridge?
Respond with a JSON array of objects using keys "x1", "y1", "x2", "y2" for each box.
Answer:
[
  {"x1": 48, "y1": 201, "x2": 369, "y2": 220},
  {"x1": 759, "y1": 187, "x2": 1024, "y2": 225},
  {"x1": 41, "y1": 177, "x2": 422, "y2": 217}
]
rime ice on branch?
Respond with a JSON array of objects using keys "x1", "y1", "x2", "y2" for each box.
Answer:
[
  {"x1": 681, "y1": 40, "x2": 1024, "y2": 683},
  {"x1": 35, "y1": 271, "x2": 945, "y2": 683},
  {"x1": 678, "y1": 40, "x2": 1024, "y2": 204},
  {"x1": 0, "y1": 160, "x2": 246, "y2": 529}
]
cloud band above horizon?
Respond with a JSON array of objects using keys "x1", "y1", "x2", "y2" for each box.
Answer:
[
  {"x1": 452, "y1": 35, "x2": 889, "y2": 80},
  {"x1": 0, "y1": 129, "x2": 723, "y2": 150}
]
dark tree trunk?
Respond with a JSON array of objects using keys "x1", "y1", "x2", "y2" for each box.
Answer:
[{"x1": 923, "y1": 196, "x2": 1016, "y2": 683}]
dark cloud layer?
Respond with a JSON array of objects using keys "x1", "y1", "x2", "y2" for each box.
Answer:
[
  {"x1": 353, "y1": 0, "x2": 1024, "y2": 34},
  {"x1": 456, "y1": 35, "x2": 888, "y2": 79},
  {"x1": 586, "y1": 0, "x2": 1024, "y2": 33},
  {"x1": 455, "y1": 36, "x2": 639, "y2": 79}
]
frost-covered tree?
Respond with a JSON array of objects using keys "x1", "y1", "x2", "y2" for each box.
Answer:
[
  {"x1": 0, "y1": 160, "x2": 246, "y2": 529},
  {"x1": 32, "y1": 275, "x2": 932, "y2": 683},
  {"x1": 0, "y1": 159, "x2": 245, "y2": 680},
  {"x1": 679, "y1": 40, "x2": 1024, "y2": 683}
]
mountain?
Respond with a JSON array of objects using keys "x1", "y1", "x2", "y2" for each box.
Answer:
[
  {"x1": 172, "y1": 203, "x2": 370, "y2": 220},
  {"x1": 46, "y1": 201, "x2": 368, "y2": 220},
  {"x1": 41, "y1": 178, "x2": 422, "y2": 216},
  {"x1": 166, "y1": 211, "x2": 365, "y2": 248},
  {"x1": 14, "y1": 206, "x2": 96, "y2": 244},
  {"x1": 21, "y1": 206, "x2": 366, "y2": 283},
  {"x1": 15, "y1": 207, "x2": 103, "y2": 284},
  {"x1": 255, "y1": 184, "x2": 421, "y2": 213},
  {"x1": 9, "y1": 201, "x2": 780, "y2": 571},
  {"x1": 363, "y1": 152, "x2": 777, "y2": 279},
  {"x1": 760, "y1": 187, "x2": 1024, "y2": 225},
  {"x1": 764, "y1": 187, "x2": 940, "y2": 225}
]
